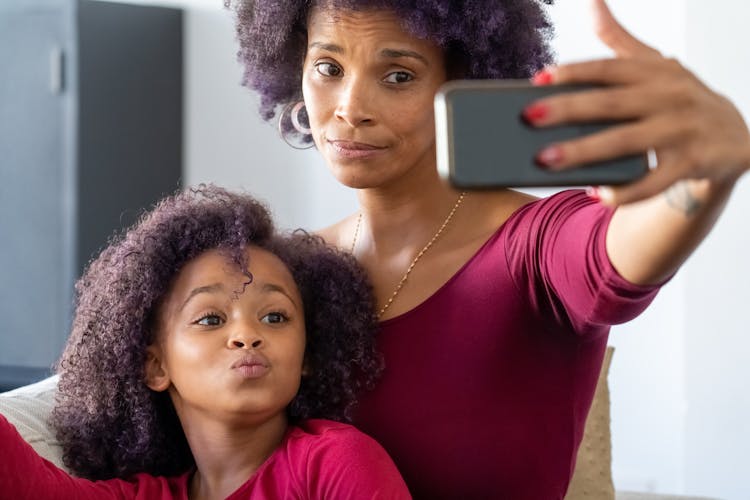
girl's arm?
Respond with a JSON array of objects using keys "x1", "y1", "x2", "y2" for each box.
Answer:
[{"x1": 0, "y1": 413, "x2": 177, "y2": 500}]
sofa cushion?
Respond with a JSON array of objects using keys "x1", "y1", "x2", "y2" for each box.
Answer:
[{"x1": 0, "y1": 375, "x2": 66, "y2": 470}]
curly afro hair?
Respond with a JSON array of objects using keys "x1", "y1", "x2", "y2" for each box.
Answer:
[
  {"x1": 51, "y1": 185, "x2": 381, "y2": 480},
  {"x1": 227, "y1": 0, "x2": 555, "y2": 122}
]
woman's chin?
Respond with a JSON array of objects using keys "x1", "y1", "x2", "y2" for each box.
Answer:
[{"x1": 326, "y1": 163, "x2": 384, "y2": 189}]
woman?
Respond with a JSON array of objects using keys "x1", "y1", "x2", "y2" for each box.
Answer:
[
  {"x1": 228, "y1": 0, "x2": 750, "y2": 497},
  {"x1": 1, "y1": 186, "x2": 409, "y2": 499}
]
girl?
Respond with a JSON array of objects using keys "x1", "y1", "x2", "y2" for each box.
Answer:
[{"x1": 0, "y1": 185, "x2": 410, "y2": 499}]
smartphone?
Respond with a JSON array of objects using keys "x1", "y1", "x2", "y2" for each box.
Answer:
[{"x1": 434, "y1": 80, "x2": 649, "y2": 188}]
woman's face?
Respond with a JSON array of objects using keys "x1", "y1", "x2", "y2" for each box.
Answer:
[
  {"x1": 302, "y1": 8, "x2": 447, "y2": 189},
  {"x1": 148, "y1": 246, "x2": 305, "y2": 426}
]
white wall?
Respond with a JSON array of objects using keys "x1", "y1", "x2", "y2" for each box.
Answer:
[
  {"x1": 106, "y1": 1, "x2": 750, "y2": 498},
  {"x1": 682, "y1": 3, "x2": 750, "y2": 499},
  {"x1": 107, "y1": 0, "x2": 356, "y2": 230},
  {"x1": 182, "y1": 5, "x2": 357, "y2": 230}
]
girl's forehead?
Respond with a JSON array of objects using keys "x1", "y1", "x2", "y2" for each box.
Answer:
[{"x1": 167, "y1": 247, "x2": 300, "y2": 304}]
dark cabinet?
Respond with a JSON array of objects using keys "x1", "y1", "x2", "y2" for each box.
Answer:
[{"x1": 0, "y1": 0, "x2": 182, "y2": 390}]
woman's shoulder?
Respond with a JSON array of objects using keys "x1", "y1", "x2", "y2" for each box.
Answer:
[
  {"x1": 450, "y1": 188, "x2": 539, "y2": 244},
  {"x1": 314, "y1": 215, "x2": 359, "y2": 250},
  {"x1": 315, "y1": 189, "x2": 590, "y2": 250},
  {"x1": 475, "y1": 188, "x2": 591, "y2": 222},
  {"x1": 470, "y1": 188, "x2": 539, "y2": 221}
]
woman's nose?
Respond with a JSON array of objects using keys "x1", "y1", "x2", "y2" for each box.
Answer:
[{"x1": 334, "y1": 77, "x2": 375, "y2": 127}]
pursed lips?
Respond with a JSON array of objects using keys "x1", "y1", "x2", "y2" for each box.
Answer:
[
  {"x1": 231, "y1": 353, "x2": 270, "y2": 378},
  {"x1": 328, "y1": 139, "x2": 384, "y2": 150},
  {"x1": 327, "y1": 139, "x2": 387, "y2": 159}
]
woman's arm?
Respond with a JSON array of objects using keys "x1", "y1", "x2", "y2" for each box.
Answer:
[
  {"x1": 526, "y1": 0, "x2": 750, "y2": 285},
  {"x1": 606, "y1": 179, "x2": 737, "y2": 285}
]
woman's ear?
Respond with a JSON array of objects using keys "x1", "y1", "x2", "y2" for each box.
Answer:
[
  {"x1": 144, "y1": 345, "x2": 171, "y2": 392},
  {"x1": 301, "y1": 357, "x2": 312, "y2": 378}
]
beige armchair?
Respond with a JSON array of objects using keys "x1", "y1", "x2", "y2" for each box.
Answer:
[{"x1": 565, "y1": 347, "x2": 721, "y2": 500}]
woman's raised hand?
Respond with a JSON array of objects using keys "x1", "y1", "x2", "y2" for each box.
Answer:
[{"x1": 527, "y1": 0, "x2": 750, "y2": 206}]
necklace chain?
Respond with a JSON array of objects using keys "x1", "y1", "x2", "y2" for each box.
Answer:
[{"x1": 350, "y1": 192, "x2": 467, "y2": 318}]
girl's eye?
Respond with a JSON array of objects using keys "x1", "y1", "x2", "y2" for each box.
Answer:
[
  {"x1": 315, "y1": 62, "x2": 342, "y2": 77},
  {"x1": 383, "y1": 71, "x2": 413, "y2": 84},
  {"x1": 195, "y1": 314, "x2": 223, "y2": 327},
  {"x1": 261, "y1": 312, "x2": 288, "y2": 324}
]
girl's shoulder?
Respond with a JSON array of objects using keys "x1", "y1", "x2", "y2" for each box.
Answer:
[
  {"x1": 286, "y1": 419, "x2": 397, "y2": 466},
  {"x1": 288, "y1": 419, "x2": 374, "y2": 445}
]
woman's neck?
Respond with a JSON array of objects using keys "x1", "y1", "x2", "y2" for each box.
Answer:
[
  {"x1": 183, "y1": 412, "x2": 288, "y2": 500},
  {"x1": 354, "y1": 171, "x2": 463, "y2": 257}
]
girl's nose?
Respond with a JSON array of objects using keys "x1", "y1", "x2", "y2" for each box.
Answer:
[
  {"x1": 228, "y1": 326, "x2": 263, "y2": 349},
  {"x1": 230, "y1": 338, "x2": 262, "y2": 349}
]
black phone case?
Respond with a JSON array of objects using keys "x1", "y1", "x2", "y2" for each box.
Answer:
[{"x1": 434, "y1": 80, "x2": 649, "y2": 188}]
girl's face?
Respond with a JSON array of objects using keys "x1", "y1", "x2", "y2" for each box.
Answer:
[
  {"x1": 302, "y1": 8, "x2": 447, "y2": 189},
  {"x1": 147, "y1": 246, "x2": 305, "y2": 426}
]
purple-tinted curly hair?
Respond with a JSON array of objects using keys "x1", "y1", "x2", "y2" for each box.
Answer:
[
  {"x1": 227, "y1": 0, "x2": 555, "y2": 122},
  {"x1": 50, "y1": 185, "x2": 381, "y2": 480}
]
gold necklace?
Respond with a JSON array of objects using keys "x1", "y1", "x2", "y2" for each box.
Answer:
[{"x1": 350, "y1": 192, "x2": 467, "y2": 318}]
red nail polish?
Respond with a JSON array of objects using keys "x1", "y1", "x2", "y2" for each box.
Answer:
[
  {"x1": 522, "y1": 103, "x2": 548, "y2": 124},
  {"x1": 532, "y1": 70, "x2": 554, "y2": 86},
  {"x1": 535, "y1": 146, "x2": 563, "y2": 168},
  {"x1": 586, "y1": 186, "x2": 600, "y2": 201}
]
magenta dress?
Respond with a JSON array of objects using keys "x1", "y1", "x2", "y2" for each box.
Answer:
[{"x1": 354, "y1": 190, "x2": 662, "y2": 499}]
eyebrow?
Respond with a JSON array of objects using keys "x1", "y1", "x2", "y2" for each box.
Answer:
[
  {"x1": 259, "y1": 282, "x2": 299, "y2": 309},
  {"x1": 179, "y1": 281, "x2": 299, "y2": 311},
  {"x1": 379, "y1": 48, "x2": 429, "y2": 65},
  {"x1": 180, "y1": 283, "x2": 225, "y2": 311},
  {"x1": 308, "y1": 42, "x2": 429, "y2": 65},
  {"x1": 309, "y1": 41, "x2": 344, "y2": 54}
]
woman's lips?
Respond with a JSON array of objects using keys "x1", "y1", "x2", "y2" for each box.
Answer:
[{"x1": 327, "y1": 140, "x2": 386, "y2": 159}]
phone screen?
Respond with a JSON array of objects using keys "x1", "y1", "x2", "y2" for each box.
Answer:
[{"x1": 435, "y1": 80, "x2": 648, "y2": 188}]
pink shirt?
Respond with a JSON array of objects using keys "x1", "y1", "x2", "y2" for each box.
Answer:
[
  {"x1": 0, "y1": 416, "x2": 410, "y2": 499},
  {"x1": 354, "y1": 190, "x2": 662, "y2": 499}
]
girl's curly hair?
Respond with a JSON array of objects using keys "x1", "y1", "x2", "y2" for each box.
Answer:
[
  {"x1": 50, "y1": 185, "x2": 381, "y2": 480},
  {"x1": 227, "y1": 0, "x2": 555, "y2": 122}
]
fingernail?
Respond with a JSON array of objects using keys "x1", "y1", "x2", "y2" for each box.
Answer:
[
  {"x1": 586, "y1": 186, "x2": 600, "y2": 201},
  {"x1": 522, "y1": 103, "x2": 549, "y2": 124},
  {"x1": 532, "y1": 69, "x2": 554, "y2": 86},
  {"x1": 535, "y1": 145, "x2": 564, "y2": 168}
]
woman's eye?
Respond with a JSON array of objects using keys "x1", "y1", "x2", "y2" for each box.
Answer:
[
  {"x1": 383, "y1": 71, "x2": 413, "y2": 84},
  {"x1": 261, "y1": 312, "x2": 288, "y2": 324},
  {"x1": 195, "y1": 314, "x2": 223, "y2": 327},
  {"x1": 315, "y1": 62, "x2": 342, "y2": 77}
]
